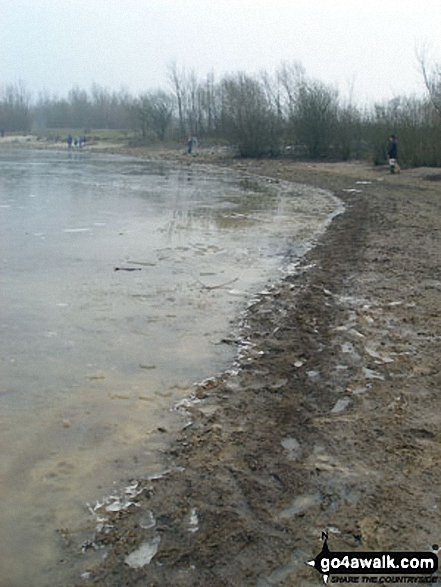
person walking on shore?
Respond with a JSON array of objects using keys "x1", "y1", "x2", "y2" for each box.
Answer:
[
  {"x1": 187, "y1": 134, "x2": 198, "y2": 155},
  {"x1": 387, "y1": 135, "x2": 399, "y2": 174}
]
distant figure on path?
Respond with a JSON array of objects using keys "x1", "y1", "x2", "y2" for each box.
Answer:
[
  {"x1": 387, "y1": 135, "x2": 399, "y2": 174},
  {"x1": 187, "y1": 134, "x2": 198, "y2": 155},
  {"x1": 67, "y1": 134, "x2": 73, "y2": 149}
]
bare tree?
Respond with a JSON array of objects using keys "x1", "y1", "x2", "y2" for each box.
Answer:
[
  {"x1": 200, "y1": 71, "x2": 219, "y2": 135},
  {"x1": 168, "y1": 61, "x2": 186, "y2": 138},
  {"x1": 277, "y1": 61, "x2": 306, "y2": 117},
  {"x1": 134, "y1": 91, "x2": 175, "y2": 140},
  {"x1": 221, "y1": 72, "x2": 281, "y2": 156},
  {"x1": 0, "y1": 81, "x2": 32, "y2": 132},
  {"x1": 293, "y1": 79, "x2": 339, "y2": 158},
  {"x1": 417, "y1": 43, "x2": 441, "y2": 115}
]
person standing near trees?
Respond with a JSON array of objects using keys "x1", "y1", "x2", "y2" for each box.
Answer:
[
  {"x1": 187, "y1": 134, "x2": 198, "y2": 155},
  {"x1": 387, "y1": 134, "x2": 400, "y2": 174}
]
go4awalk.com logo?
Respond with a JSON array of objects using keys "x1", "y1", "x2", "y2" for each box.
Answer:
[{"x1": 306, "y1": 533, "x2": 439, "y2": 584}]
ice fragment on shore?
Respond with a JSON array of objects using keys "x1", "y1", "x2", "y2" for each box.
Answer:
[
  {"x1": 307, "y1": 370, "x2": 320, "y2": 379},
  {"x1": 380, "y1": 356, "x2": 394, "y2": 364},
  {"x1": 138, "y1": 510, "x2": 156, "y2": 530},
  {"x1": 81, "y1": 540, "x2": 97, "y2": 553},
  {"x1": 328, "y1": 526, "x2": 342, "y2": 534},
  {"x1": 348, "y1": 329, "x2": 365, "y2": 339},
  {"x1": 63, "y1": 228, "x2": 90, "y2": 233},
  {"x1": 279, "y1": 493, "x2": 322, "y2": 518},
  {"x1": 188, "y1": 508, "x2": 199, "y2": 533},
  {"x1": 148, "y1": 469, "x2": 172, "y2": 481},
  {"x1": 125, "y1": 482, "x2": 143, "y2": 498},
  {"x1": 281, "y1": 437, "x2": 301, "y2": 460},
  {"x1": 92, "y1": 488, "x2": 141, "y2": 514},
  {"x1": 352, "y1": 386, "x2": 369, "y2": 395},
  {"x1": 174, "y1": 396, "x2": 200, "y2": 411},
  {"x1": 105, "y1": 499, "x2": 138, "y2": 512},
  {"x1": 363, "y1": 367, "x2": 384, "y2": 381},
  {"x1": 125, "y1": 536, "x2": 161, "y2": 568},
  {"x1": 341, "y1": 342, "x2": 355, "y2": 354},
  {"x1": 365, "y1": 347, "x2": 394, "y2": 363},
  {"x1": 294, "y1": 360, "x2": 304, "y2": 368},
  {"x1": 331, "y1": 397, "x2": 352, "y2": 414}
]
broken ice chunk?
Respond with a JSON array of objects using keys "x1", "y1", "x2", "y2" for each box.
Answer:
[
  {"x1": 331, "y1": 398, "x2": 352, "y2": 414},
  {"x1": 125, "y1": 536, "x2": 161, "y2": 568}
]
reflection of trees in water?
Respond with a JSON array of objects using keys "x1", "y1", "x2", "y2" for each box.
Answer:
[
  {"x1": 163, "y1": 205, "x2": 261, "y2": 236},
  {"x1": 212, "y1": 214, "x2": 259, "y2": 230}
]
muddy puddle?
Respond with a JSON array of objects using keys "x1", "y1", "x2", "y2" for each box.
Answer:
[{"x1": 0, "y1": 150, "x2": 340, "y2": 586}]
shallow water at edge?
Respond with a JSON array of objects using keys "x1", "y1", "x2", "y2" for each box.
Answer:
[{"x1": 0, "y1": 149, "x2": 340, "y2": 586}]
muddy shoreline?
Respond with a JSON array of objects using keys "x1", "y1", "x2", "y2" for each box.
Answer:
[{"x1": 26, "y1": 145, "x2": 441, "y2": 586}]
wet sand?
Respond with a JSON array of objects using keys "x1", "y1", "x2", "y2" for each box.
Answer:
[{"x1": 9, "y1": 141, "x2": 441, "y2": 586}]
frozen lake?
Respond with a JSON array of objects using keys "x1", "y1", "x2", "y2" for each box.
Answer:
[{"x1": 0, "y1": 149, "x2": 339, "y2": 586}]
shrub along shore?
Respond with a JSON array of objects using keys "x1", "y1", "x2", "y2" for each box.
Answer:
[{"x1": 2, "y1": 60, "x2": 441, "y2": 167}]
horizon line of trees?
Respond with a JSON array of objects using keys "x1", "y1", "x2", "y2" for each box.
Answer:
[{"x1": 1, "y1": 59, "x2": 441, "y2": 166}]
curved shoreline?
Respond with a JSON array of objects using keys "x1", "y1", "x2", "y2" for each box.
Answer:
[
  {"x1": 0, "y1": 143, "x2": 339, "y2": 587},
  {"x1": 6, "y1": 143, "x2": 441, "y2": 586},
  {"x1": 64, "y1": 150, "x2": 441, "y2": 586}
]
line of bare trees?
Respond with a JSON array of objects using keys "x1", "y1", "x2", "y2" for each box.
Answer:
[
  {"x1": 2, "y1": 58, "x2": 441, "y2": 166},
  {"x1": 0, "y1": 81, "x2": 33, "y2": 134}
]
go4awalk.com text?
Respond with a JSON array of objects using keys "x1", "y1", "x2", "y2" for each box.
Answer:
[{"x1": 306, "y1": 534, "x2": 438, "y2": 584}]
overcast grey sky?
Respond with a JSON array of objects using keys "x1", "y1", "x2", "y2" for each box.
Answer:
[{"x1": 1, "y1": 0, "x2": 440, "y2": 104}]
